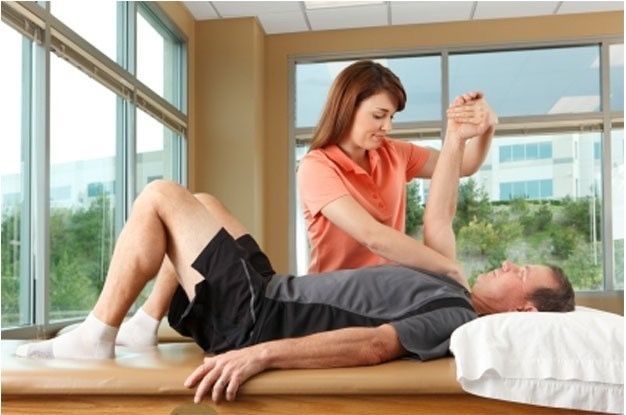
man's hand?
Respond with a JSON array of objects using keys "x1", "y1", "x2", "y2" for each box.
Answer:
[
  {"x1": 446, "y1": 91, "x2": 498, "y2": 141},
  {"x1": 184, "y1": 345, "x2": 268, "y2": 403}
]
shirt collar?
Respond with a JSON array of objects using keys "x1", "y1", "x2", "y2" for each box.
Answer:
[{"x1": 322, "y1": 141, "x2": 384, "y2": 175}]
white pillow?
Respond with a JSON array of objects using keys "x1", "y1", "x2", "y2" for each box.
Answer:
[{"x1": 449, "y1": 307, "x2": 624, "y2": 414}]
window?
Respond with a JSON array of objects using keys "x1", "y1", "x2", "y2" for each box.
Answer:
[
  {"x1": 137, "y1": 10, "x2": 165, "y2": 97},
  {"x1": 136, "y1": 108, "x2": 178, "y2": 194},
  {"x1": 500, "y1": 179, "x2": 553, "y2": 200},
  {"x1": 50, "y1": 55, "x2": 118, "y2": 321},
  {"x1": 610, "y1": 44, "x2": 624, "y2": 111},
  {"x1": 292, "y1": 42, "x2": 621, "y2": 293},
  {"x1": 1, "y1": 23, "x2": 29, "y2": 327},
  {"x1": 1, "y1": 2, "x2": 187, "y2": 334},
  {"x1": 450, "y1": 46, "x2": 600, "y2": 116},
  {"x1": 136, "y1": 5, "x2": 184, "y2": 109},
  {"x1": 50, "y1": 0, "x2": 118, "y2": 62},
  {"x1": 295, "y1": 56, "x2": 441, "y2": 128},
  {"x1": 415, "y1": 133, "x2": 602, "y2": 291}
]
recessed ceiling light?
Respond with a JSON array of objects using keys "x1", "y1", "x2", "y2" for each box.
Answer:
[{"x1": 304, "y1": 1, "x2": 385, "y2": 10}]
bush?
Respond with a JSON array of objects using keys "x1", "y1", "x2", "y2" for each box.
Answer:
[
  {"x1": 561, "y1": 243, "x2": 603, "y2": 290},
  {"x1": 559, "y1": 196, "x2": 601, "y2": 240},
  {"x1": 550, "y1": 226, "x2": 578, "y2": 259},
  {"x1": 521, "y1": 203, "x2": 553, "y2": 233},
  {"x1": 459, "y1": 219, "x2": 501, "y2": 256},
  {"x1": 454, "y1": 178, "x2": 492, "y2": 232}
]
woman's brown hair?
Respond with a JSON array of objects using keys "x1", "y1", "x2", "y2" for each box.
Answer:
[{"x1": 308, "y1": 60, "x2": 407, "y2": 151}]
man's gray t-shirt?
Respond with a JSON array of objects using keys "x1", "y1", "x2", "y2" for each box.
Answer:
[{"x1": 254, "y1": 265, "x2": 477, "y2": 361}]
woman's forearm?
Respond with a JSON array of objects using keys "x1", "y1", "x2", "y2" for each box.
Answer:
[{"x1": 366, "y1": 224, "x2": 461, "y2": 281}]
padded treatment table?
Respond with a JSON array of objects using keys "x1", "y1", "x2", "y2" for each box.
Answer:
[{"x1": 1, "y1": 340, "x2": 599, "y2": 415}]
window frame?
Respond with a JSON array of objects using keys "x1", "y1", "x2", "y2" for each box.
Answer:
[
  {"x1": 1, "y1": 1, "x2": 188, "y2": 337},
  {"x1": 289, "y1": 37, "x2": 624, "y2": 294}
]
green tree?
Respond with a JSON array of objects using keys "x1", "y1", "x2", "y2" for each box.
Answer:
[
  {"x1": 405, "y1": 181, "x2": 423, "y2": 235},
  {"x1": 454, "y1": 178, "x2": 492, "y2": 232},
  {"x1": 1, "y1": 207, "x2": 20, "y2": 325},
  {"x1": 49, "y1": 195, "x2": 115, "y2": 315}
]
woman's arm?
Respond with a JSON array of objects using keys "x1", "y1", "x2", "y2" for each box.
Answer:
[{"x1": 321, "y1": 196, "x2": 464, "y2": 284}]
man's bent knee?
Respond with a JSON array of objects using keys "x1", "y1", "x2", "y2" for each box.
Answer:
[
  {"x1": 194, "y1": 193, "x2": 225, "y2": 212},
  {"x1": 135, "y1": 180, "x2": 191, "y2": 214}
]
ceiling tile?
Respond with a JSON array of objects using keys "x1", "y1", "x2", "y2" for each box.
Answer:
[
  {"x1": 213, "y1": 1, "x2": 301, "y2": 17},
  {"x1": 183, "y1": 1, "x2": 219, "y2": 20},
  {"x1": 307, "y1": 4, "x2": 388, "y2": 31},
  {"x1": 391, "y1": 1, "x2": 472, "y2": 25},
  {"x1": 259, "y1": 11, "x2": 309, "y2": 34},
  {"x1": 558, "y1": 1, "x2": 624, "y2": 14},
  {"x1": 474, "y1": 1, "x2": 558, "y2": 20}
]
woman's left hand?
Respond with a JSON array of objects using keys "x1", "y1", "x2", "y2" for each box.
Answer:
[{"x1": 446, "y1": 92, "x2": 498, "y2": 141}]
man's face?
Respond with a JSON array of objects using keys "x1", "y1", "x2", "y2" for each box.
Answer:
[{"x1": 472, "y1": 260, "x2": 557, "y2": 313}]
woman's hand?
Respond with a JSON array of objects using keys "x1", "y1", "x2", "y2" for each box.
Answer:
[
  {"x1": 446, "y1": 92, "x2": 498, "y2": 142},
  {"x1": 184, "y1": 345, "x2": 268, "y2": 403}
]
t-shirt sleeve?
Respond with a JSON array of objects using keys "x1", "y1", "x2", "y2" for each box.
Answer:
[
  {"x1": 390, "y1": 140, "x2": 431, "y2": 181},
  {"x1": 297, "y1": 155, "x2": 350, "y2": 217},
  {"x1": 390, "y1": 306, "x2": 476, "y2": 361}
]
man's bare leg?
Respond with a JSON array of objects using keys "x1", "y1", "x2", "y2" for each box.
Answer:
[
  {"x1": 16, "y1": 181, "x2": 226, "y2": 359},
  {"x1": 116, "y1": 193, "x2": 250, "y2": 347}
]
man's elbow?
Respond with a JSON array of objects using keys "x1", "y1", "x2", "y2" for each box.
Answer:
[
  {"x1": 365, "y1": 326, "x2": 404, "y2": 365},
  {"x1": 461, "y1": 163, "x2": 479, "y2": 177}
]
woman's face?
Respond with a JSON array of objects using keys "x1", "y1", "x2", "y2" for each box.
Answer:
[{"x1": 342, "y1": 91, "x2": 396, "y2": 151}]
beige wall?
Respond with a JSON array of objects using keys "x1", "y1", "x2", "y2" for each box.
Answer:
[
  {"x1": 193, "y1": 18, "x2": 266, "y2": 238},
  {"x1": 263, "y1": 12, "x2": 623, "y2": 273}
]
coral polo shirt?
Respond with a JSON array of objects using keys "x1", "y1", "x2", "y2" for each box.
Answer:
[{"x1": 297, "y1": 138, "x2": 430, "y2": 273}]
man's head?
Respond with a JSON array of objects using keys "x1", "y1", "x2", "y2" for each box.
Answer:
[{"x1": 470, "y1": 260, "x2": 575, "y2": 315}]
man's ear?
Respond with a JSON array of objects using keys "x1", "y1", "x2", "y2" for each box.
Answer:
[{"x1": 517, "y1": 302, "x2": 538, "y2": 312}]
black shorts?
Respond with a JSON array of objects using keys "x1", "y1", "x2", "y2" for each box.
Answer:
[{"x1": 167, "y1": 229, "x2": 275, "y2": 353}]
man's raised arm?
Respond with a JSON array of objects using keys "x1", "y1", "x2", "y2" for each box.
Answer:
[{"x1": 423, "y1": 94, "x2": 497, "y2": 269}]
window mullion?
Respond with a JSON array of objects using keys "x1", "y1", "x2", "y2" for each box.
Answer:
[
  {"x1": 31, "y1": 5, "x2": 51, "y2": 330},
  {"x1": 441, "y1": 50, "x2": 449, "y2": 141},
  {"x1": 20, "y1": 36, "x2": 33, "y2": 327},
  {"x1": 600, "y1": 41, "x2": 614, "y2": 291}
]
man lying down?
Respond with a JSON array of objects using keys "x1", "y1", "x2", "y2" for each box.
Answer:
[{"x1": 16, "y1": 100, "x2": 574, "y2": 404}]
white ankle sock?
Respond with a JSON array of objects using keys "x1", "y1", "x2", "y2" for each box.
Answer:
[
  {"x1": 115, "y1": 307, "x2": 160, "y2": 348},
  {"x1": 15, "y1": 313, "x2": 117, "y2": 360}
]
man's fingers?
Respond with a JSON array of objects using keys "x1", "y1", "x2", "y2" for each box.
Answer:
[
  {"x1": 193, "y1": 365, "x2": 223, "y2": 403},
  {"x1": 226, "y1": 375, "x2": 241, "y2": 402},
  {"x1": 185, "y1": 359, "x2": 215, "y2": 388},
  {"x1": 211, "y1": 375, "x2": 229, "y2": 403}
]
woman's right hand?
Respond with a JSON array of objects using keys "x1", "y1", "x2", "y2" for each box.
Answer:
[{"x1": 446, "y1": 92, "x2": 497, "y2": 142}]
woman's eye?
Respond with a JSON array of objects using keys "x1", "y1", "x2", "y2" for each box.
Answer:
[{"x1": 373, "y1": 115, "x2": 383, "y2": 120}]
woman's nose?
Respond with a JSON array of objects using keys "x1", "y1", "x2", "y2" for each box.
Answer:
[{"x1": 381, "y1": 118, "x2": 392, "y2": 132}]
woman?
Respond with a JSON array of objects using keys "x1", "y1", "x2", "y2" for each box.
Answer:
[{"x1": 297, "y1": 60, "x2": 497, "y2": 284}]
